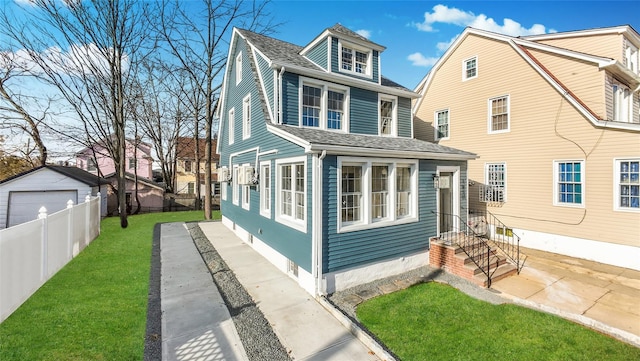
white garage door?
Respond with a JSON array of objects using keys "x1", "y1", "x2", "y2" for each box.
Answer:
[{"x1": 7, "y1": 190, "x2": 78, "y2": 228}]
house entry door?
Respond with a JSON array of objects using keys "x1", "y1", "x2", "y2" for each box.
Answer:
[{"x1": 438, "y1": 172, "x2": 454, "y2": 233}]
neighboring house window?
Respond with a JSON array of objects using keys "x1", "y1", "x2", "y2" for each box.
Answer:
[
  {"x1": 554, "y1": 160, "x2": 584, "y2": 207},
  {"x1": 489, "y1": 95, "x2": 509, "y2": 133},
  {"x1": 228, "y1": 108, "x2": 235, "y2": 145},
  {"x1": 612, "y1": 83, "x2": 633, "y2": 123},
  {"x1": 87, "y1": 158, "x2": 97, "y2": 172},
  {"x1": 242, "y1": 184, "x2": 250, "y2": 210},
  {"x1": 463, "y1": 56, "x2": 477, "y2": 80},
  {"x1": 260, "y1": 162, "x2": 271, "y2": 217},
  {"x1": 615, "y1": 159, "x2": 640, "y2": 211},
  {"x1": 187, "y1": 182, "x2": 195, "y2": 195},
  {"x1": 625, "y1": 42, "x2": 638, "y2": 74},
  {"x1": 371, "y1": 165, "x2": 389, "y2": 220},
  {"x1": 435, "y1": 109, "x2": 449, "y2": 140},
  {"x1": 184, "y1": 160, "x2": 192, "y2": 173},
  {"x1": 299, "y1": 77, "x2": 349, "y2": 131},
  {"x1": 276, "y1": 157, "x2": 306, "y2": 232},
  {"x1": 338, "y1": 158, "x2": 418, "y2": 232},
  {"x1": 243, "y1": 94, "x2": 251, "y2": 139},
  {"x1": 481, "y1": 163, "x2": 506, "y2": 203},
  {"x1": 340, "y1": 42, "x2": 370, "y2": 76},
  {"x1": 128, "y1": 157, "x2": 137, "y2": 170},
  {"x1": 236, "y1": 52, "x2": 242, "y2": 85},
  {"x1": 232, "y1": 165, "x2": 239, "y2": 205},
  {"x1": 379, "y1": 95, "x2": 397, "y2": 136}
]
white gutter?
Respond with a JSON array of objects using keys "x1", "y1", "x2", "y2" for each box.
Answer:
[
  {"x1": 277, "y1": 66, "x2": 286, "y2": 124},
  {"x1": 308, "y1": 144, "x2": 477, "y2": 160}
]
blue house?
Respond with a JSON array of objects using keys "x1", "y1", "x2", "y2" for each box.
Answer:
[{"x1": 216, "y1": 24, "x2": 476, "y2": 295}]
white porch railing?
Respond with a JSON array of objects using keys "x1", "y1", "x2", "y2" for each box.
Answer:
[{"x1": 0, "y1": 194, "x2": 101, "y2": 323}]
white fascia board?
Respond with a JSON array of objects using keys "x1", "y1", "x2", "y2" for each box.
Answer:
[
  {"x1": 524, "y1": 26, "x2": 640, "y2": 46},
  {"x1": 251, "y1": 46, "x2": 275, "y2": 123},
  {"x1": 216, "y1": 28, "x2": 243, "y2": 155},
  {"x1": 266, "y1": 124, "x2": 311, "y2": 149},
  {"x1": 300, "y1": 29, "x2": 331, "y2": 55},
  {"x1": 273, "y1": 63, "x2": 418, "y2": 99},
  {"x1": 512, "y1": 38, "x2": 616, "y2": 67},
  {"x1": 307, "y1": 144, "x2": 478, "y2": 160},
  {"x1": 327, "y1": 30, "x2": 386, "y2": 52}
]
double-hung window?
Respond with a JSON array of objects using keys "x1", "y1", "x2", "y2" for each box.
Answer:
[
  {"x1": 340, "y1": 42, "x2": 370, "y2": 77},
  {"x1": 489, "y1": 95, "x2": 509, "y2": 133},
  {"x1": 128, "y1": 157, "x2": 137, "y2": 170},
  {"x1": 260, "y1": 161, "x2": 271, "y2": 217},
  {"x1": 228, "y1": 108, "x2": 235, "y2": 145},
  {"x1": 554, "y1": 160, "x2": 584, "y2": 207},
  {"x1": 612, "y1": 82, "x2": 633, "y2": 123},
  {"x1": 481, "y1": 163, "x2": 506, "y2": 202},
  {"x1": 235, "y1": 52, "x2": 242, "y2": 85},
  {"x1": 276, "y1": 157, "x2": 306, "y2": 232},
  {"x1": 615, "y1": 159, "x2": 639, "y2": 211},
  {"x1": 243, "y1": 94, "x2": 251, "y2": 139},
  {"x1": 338, "y1": 158, "x2": 418, "y2": 232},
  {"x1": 379, "y1": 95, "x2": 397, "y2": 136},
  {"x1": 300, "y1": 78, "x2": 349, "y2": 131},
  {"x1": 232, "y1": 165, "x2": 240, "y2": 205},
  {"x1": 435, "y1": 109, "x2": 449, "y2": 140},
  {"x1": 87, "y1": 158, "x2": 97, "y2": 172},
  {"x1": 625, "y1": 42, "x2": 638, "y2": 74},
  {"x1": 463, "y1": 56, "x2": 477, "y2": 80}
]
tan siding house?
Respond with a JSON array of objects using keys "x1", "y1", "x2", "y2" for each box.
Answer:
[{"x1": 414, "y1": 26, "x2": 640, "y2": 270}]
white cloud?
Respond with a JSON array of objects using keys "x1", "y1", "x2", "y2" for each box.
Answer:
[
  {"x1": 407, "y1": 52, "x2": 439, "y2": 67},
  {"x1": 413, "y1": 4, "x2": 551, "y2": 36},
  {"x1": 436, "y1": 35, "x2": 458, "y2": 52},
  {"x1": 355, "y1": 29, "x2": 371, "y2": 39}
]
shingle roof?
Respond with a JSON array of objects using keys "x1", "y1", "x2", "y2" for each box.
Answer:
[
  {"x1": 0, "y1": 165, "x2": 107, "y2": 186},
  {"x1": 270, "y1": 125, "x2": 476, "y2": 159}
]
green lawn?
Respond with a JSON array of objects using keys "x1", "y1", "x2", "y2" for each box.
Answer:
[
  {"x1": 0, "y1": 211, "x2": 214, "y2": 361},
  {"x1": 357, "y1": 282, "x2": 640, "y2": 361}
]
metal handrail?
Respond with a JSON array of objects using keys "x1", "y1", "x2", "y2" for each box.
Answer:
[
  {"x1": 432, "y1": 211, "x2": 499, "y2": 287},
  {"x1": 469, "y1": 209, "x2": 522, "y2": 273}
]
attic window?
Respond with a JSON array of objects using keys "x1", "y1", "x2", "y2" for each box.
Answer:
[
  {"x1": 235, "y1": 52, "x2": 243, "y2": 85},
  {"x1": 339, "y1": 41, "x2": 371, "y2": 77},
  {"x1": 463, "y1": 56, "x2": 477, "y2": 81}
]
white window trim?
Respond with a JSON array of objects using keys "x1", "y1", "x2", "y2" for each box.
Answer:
[
  {"x1": 613, "y1": 158, "x2": 640, "y2": 213},
  {"x1": 611, "y1": 81, "x2": 633, "y2": 123},
  {"x1": 462, "y1": 56, "x2": 478, "y2": 81},
  {"x1": 235, "y1": 52, "x2": 242, "y2": 85},
  {"x1": 242, "y1": 94, "x2": 251, "y2": 140},
  {"x1": 299, "y1": 77, "x2": 350, "y2": 132},
  {"x1": 232, "y1": 165, "x2": 239, "y2": 206},
  {"x1": 337, "y1": 157, "x2": 418, "y2": 233},
  {"x1": 228, "y1": 107, "x2": 235, "y2": 145},
  {"x1": 221, "y1": 167, "x2": 228, "y2": 201},
  {"x1": 260, "y1": 160, "x2": 271, "y2": 218},
  {"x1": 484, "y1": 162, "x2": 507, "y2": 202},
  {"x1": 275, "y1": 156, "x2": 307, "y2": 233},
  {"x1": 553, "y1": 160, "x2": 585, "y2": 208},
  {"x1": 378, "y1": 94, "x2": 398, "y2": 137},
  {"x1": 488, "y1": 95, "x2": 510, "y2": 134},
  {"x1": 241, "y1": 164, "x2": 250, "y2": 210},
  {"x1": 434, "y1": 108, "x2": 450, "y2": 140},
  {"x1": 338, "y1": 40, "x2": 373, "y2": 78}
]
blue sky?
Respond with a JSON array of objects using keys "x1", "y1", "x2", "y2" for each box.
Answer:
[{"x1": 267, "y1": 1, "x2": 640, "y2": 89}]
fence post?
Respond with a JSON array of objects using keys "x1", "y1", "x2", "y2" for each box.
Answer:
[
  {"x1": 96, "y1": 192, "x2": 101, "y2": 236},
  {"x1": 67, "y1": 200, "x2": 74, "y2": 260},
  {"x1": 85, "y1": 193, "x2": 91, "y2": 246},
  {"x1": 38, "y1": 206, "x2": 48, "y2": 281}
]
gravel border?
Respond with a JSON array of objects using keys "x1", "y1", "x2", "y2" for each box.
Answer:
[
  {"x1": 143, "y1": 223, "x2": 162, "y2": 361},
  {"x1": 186, "y1": 222, "x2": 291, "y2": 361}
]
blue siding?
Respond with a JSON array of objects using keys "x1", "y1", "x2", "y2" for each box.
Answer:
[
  {"x1": 322, "y1": 158, "x2": 468, "y2": 273},
  {"x1": 282, "y1": 72, "x2": 299, "y2": 126},
  {"x1": 397, "y1": 97, "x2": 412, "y2": 137},
  {"x1": 219, "y1": 36, "x2": 313, "y2": 271},
  {"x1": 349, "y1": 88, "x2": 378, "y2": 135},
  {"x1": 256, "y1": 52, "x2": 274, "y2": 120},
  {"x1": 306, "y1": 38, "x2": 328, "y2": 70}
]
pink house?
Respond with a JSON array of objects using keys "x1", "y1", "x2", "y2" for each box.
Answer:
[{"x1": 75, "y1": 138, "x2": 165, "y2": 214}]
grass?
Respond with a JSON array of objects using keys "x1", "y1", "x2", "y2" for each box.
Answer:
[
  {"x1": 0, "y1": 211, "x2": 215, "y2": 361},
  {"x1": 357, "y1": 282, "x2": 640, "y2": 361}
]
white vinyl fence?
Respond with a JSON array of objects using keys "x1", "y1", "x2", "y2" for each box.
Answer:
[{"x1": 0, "y1": 194, "x2": 101, "y2": 323}]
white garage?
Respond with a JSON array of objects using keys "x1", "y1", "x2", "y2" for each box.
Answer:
[{"x1": 0, "y1": 165, "x2": 107, "y2": 229}]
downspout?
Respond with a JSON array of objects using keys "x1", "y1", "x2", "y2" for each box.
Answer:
[
  {"x1": 278, "y1": 66, "x2": 285, "y2": 124},
  {"x1": 315, "y1": 150, "x2": 327, "y2": 296}
]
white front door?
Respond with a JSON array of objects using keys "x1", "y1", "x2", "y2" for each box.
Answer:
[{"x1": 436, "y1": 167, "x2": 460, "y2": 236}]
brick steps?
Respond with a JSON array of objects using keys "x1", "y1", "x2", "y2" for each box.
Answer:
[{"x1": 429, "y1": 235, "x2": 518, "y2": 287}]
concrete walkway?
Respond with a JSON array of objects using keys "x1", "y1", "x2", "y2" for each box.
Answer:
[
  {"x1": 491, "y1": 247, "x2": 640, "y2": 345},
  {"x1": 160, "y1": 222, "x2": 248, "y2": 361},
  {"x1": 198, "y1": 221, "x2": 382, "y2": 361}
]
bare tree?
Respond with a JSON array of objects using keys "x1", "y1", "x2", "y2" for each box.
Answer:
[
  {"x1": 0, "y1": 0, "x2": 154, "y2": 228},
  {"x1": 157, "y1": 0, "x2": 277, "y2": 219}
]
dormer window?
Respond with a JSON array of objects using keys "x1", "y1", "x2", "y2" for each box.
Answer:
[
  {"x1": 338, "y1": 40, "x2": 371, "y2": 77},
  {"x1": 625, "y1": 42, "x2": 638, "y2": 75},
  {"x1": 300, "y1": 77, "x2": 349, "y2": 131}
]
